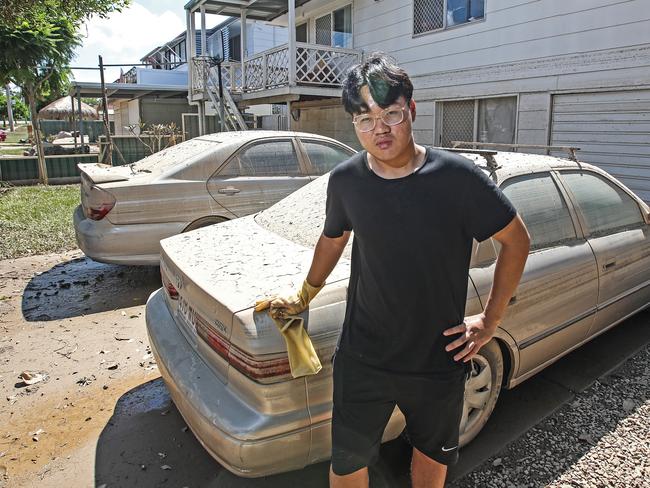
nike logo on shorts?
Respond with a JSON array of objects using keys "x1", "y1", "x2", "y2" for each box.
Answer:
[{"x1": 441, "y1": 446, "x2": 458, "y2": 452}]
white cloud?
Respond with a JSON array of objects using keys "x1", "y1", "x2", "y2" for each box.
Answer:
[{"x1": 72, "y1": 2, "x2": 186, "y2": 83}]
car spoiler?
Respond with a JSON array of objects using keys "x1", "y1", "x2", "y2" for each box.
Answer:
[{"x1": 77, "y1": 163, "x2": 132, "y2": 184}]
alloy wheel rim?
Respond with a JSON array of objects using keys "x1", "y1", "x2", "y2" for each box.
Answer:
[{"x1": 460, "y1": 355, "x2": 493, "y2": 435}]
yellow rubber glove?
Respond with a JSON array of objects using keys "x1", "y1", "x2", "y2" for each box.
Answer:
[
  {"x1": 255, "y1": 279, "x2": 324, "y2": 378},
  {"x1": 254, "y1": 279, "x2": 324, "y2": 318}
]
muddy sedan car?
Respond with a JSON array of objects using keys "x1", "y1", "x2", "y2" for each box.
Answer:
[
  {"x1": 74, "y1": 131, "x2": 355, "y2": 265},
  {"x1": 146, "y1": 149, "x2": 650, "y2": 477}
]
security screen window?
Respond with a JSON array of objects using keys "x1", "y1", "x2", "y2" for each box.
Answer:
[
  {"x1": 316, "y1": 5, "x2": 352, "y2": 48},
  {"x1": 439, "y1": 96, "x2": 516, "y2": 147},
  {"x1": 414, "y1": 0, "x2": 485, "y2": 35}
]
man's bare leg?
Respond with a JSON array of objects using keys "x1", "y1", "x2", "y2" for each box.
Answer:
[
  {"x1": 329, "y1": 466, "x2": 369, "y2": 488},
  {"x1": 411, "y1": 447, "x2": 447, "y2": 488}
]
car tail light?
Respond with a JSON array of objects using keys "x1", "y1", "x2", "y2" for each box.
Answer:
[
  {"x1": 84, "y1": 184, "x2": 116, "y2": 221},
  {"x1": 195, "y1": 316, "x2": 292, "y2": 383},
  {"x1": 160, "y1": 268, "x2": 179, "y2": 300},
  {"x1": 160, "y1": 262, "x2": 292, "y2": 382}
]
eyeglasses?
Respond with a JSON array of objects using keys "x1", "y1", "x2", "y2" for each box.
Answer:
[{"x1": 352, "y1": 104, "x2": 408, "y2": 133}]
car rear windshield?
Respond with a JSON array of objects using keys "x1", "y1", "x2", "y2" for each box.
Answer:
[
  {"x1": 129, "y1": 136, "x2": 222, "y2": 173},
  {"x1": 254, "y1": 174, "x2": 353, "y2": 259}
]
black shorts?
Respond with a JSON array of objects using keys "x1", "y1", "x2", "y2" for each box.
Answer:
[{"x1": 330, "y1": 351, "x2": 466, "y2": 476}]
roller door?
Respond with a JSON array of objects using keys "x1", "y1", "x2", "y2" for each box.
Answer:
[{"x1": 550, "y1": 90, "x2": 650, "y2": 202}]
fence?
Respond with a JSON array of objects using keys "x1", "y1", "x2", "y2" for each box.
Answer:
[
  {"x1": 39, "y1": 120, "x2": 108, "y2": 142},
  {"x1": 0, "y1": 153, "x2": 99, "y2": 184},
  {"x1": 98, "y1": 135, "x2": 178, "y2": 165},
  {"x1": 181, "y1": 114, "x2": 220, "y2": 140}
]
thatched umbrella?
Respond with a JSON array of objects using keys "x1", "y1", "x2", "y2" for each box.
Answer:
[{"x1": 39, "y1": 96, "x2": 98, "y2": 120}]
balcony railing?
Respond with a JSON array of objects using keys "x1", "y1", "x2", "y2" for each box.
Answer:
[{"x1": 190, "y1": 43, "x2": 362, "y2": 97}]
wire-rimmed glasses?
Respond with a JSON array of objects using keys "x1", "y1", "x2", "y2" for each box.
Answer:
[{"x1": 352, "y1": 104, "x2": 408, "y2": 132}]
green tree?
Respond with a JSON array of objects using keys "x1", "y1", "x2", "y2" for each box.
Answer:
[
  {"x1": 0, "y1": 0, "x2": 129, "y2": 28},
  {"x1": 0, "y1": 0, "x2": 129, "y2": 183},
  {"x1": 0, "y1": 88, "x2": 29, "y2": 123}
]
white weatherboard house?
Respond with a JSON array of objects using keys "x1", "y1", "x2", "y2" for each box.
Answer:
[{"x1": 185, "y1": 0, "x2": 650, "y2": 202}]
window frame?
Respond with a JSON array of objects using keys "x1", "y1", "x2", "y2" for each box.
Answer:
[
  {"x1": 309, "y1": 2, "x2": 354, "y2": 49},
  {"x1": 210, "y1": 137, "x2": 308, "y2": 179},
  {"x1": 552, "y1": 169, "x2": 647, "y2": 238},
  {"x1": 434, "y1": 94, "x2": 519, "y2": 147},
  {"x1": 499, "y1": 171, "x2": 582, "y2": 252},
  {"x1": 296, "y1": 137, "x2": 356, "y2": 176},
  {"x1": 413, "y1": 0, "x2": 487, "y2": 37}
]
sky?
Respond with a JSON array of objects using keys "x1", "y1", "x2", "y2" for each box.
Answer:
[{"x1": 71, "y1": 0, "x2": 226, "y2": 84}]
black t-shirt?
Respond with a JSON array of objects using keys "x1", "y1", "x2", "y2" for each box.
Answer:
[{"x1": 324, "y1": 147, "x2": 517, "y2": 374}]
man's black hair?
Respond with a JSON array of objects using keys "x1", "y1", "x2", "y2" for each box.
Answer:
[{"x1": 341, "y1": 53, "x2": 413, "y2": 115}]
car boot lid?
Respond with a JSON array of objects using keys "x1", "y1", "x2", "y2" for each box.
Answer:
[{"x1": 160, "y1": 215, "x2": 350, "y2": 315}]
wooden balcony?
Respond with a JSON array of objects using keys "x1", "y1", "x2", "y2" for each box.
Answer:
[{"x1": 190, "y1": 43, "x2": 362, "y2": 104}]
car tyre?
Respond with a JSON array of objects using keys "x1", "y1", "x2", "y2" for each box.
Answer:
[
  {"x1": 183, "y1": 216, "x2": 228, "y2": 232},
  {"x1": 458, "y1": 339, "x2": 503, "y2": 446}
]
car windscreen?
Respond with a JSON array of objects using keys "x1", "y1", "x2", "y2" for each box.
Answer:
[
  {"x1": 129, "y1": 136, "x2": 221, "y2": 173},
  {"x1": 254, "y1": 173, "x2": 353, "y2": 259}
]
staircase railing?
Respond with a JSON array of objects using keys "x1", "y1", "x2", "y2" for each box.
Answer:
[{"x1": 207, "y1": 67, "x2": 248, "y2": 131}]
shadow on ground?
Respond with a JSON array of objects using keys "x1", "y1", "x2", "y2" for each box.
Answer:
[
  {"x1": 94, "y1": 309, "x2": 650, "y2": 487},
  {"x1": 21, "y1": 257, "x2": 160, "y2": 321}
]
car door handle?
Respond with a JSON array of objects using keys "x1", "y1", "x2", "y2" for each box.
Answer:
[
  {"x1": 603, "y1": 260, "x2": 616, "y2": 270},
  {"x1": 217, "y1": 187, "x2": 241, "y2": 195}
]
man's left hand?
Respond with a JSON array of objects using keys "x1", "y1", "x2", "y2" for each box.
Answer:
[{"x1": 443, "y1": 313, "x2": 497, "y2": 362}]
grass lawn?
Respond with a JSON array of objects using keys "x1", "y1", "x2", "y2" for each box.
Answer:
[
  {"x1": 0, "y1": 184, "x2": 80, "y2": 260},
  {"x1": 0, "y1": 124, "x2": 30, "y2": 156}
]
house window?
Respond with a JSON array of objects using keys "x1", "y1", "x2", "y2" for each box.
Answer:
[
  {"x1": 414, "y1": 0, "x2": 484, "y2": 35},
  {"x1": 296, "y1": 22, "x2": 308, "y2": 43},
  {"x1": 179, "y1": 40, "x2": 186, "y2": 62},
  {"x1": 315, "y1": 5, "x2": 352, "y2": 48},
  {"x1": 438, "y1": 96, "x2": 516, "y2": 147}
]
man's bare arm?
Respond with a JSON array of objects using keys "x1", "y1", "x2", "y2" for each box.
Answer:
[
  {"x1": 257, "y1": 231, "x2": 352, "y2": 318},
  {"x1": 444, "y1": 214, "x2": 530, "y2": 361},
  {"x1": 307, "y1": 231, "x2": 352, "y2": 287}
]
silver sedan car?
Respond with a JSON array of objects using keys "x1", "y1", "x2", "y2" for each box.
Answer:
[
  {"x1": 73, "y1": 131, "x2": 355, "y2": 265},
  {"x1": 145, "y1": 149, "x2": 650, "y2": 477}
]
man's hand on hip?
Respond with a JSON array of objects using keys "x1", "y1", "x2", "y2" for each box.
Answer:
[{"x1": 443, "y1": 313, "x2": 497, "y2": 362}]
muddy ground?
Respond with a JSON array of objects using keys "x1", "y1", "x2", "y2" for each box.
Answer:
[
  {"x1": 0, "y1": 251, "x2": 648, "y2": 488},
  {"x1": 0, "y1": 251, "x2": 338, "y2": 488}
]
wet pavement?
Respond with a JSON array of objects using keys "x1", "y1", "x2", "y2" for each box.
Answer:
[
  {"x1": 21, "y1": 257, "x2": 160, "y2": 322},
  {"x1": 1, "y1": 251, "x2": 648, "y2": 487}
]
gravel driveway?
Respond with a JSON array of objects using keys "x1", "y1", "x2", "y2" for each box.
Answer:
[{"x1": 450, "y1": 344, "x2": 650, "y2": 488}]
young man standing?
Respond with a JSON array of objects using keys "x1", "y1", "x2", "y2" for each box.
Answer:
[{"x1": 265, "y1": 54, "x2": 530, "y2": 488}]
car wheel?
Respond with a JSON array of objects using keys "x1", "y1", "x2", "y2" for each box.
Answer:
[
  {"x1": 183, "y1": 216, "x2": 228, "y2": 232},
  {"x1": 458, "y1": 340, "x2": 503, "y2": 446}
]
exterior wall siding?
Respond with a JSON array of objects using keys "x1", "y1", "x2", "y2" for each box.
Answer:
[
  {"x1": 337, "y1": 0, "x2": 650, "y2": 198},
  {"x1": 140, "y1": 99, "x2": 197, "y2": 130}
]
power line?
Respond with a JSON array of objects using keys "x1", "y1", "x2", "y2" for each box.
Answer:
[{"x1": 68, "y1": 62, "x2": 188, "y2": 69}]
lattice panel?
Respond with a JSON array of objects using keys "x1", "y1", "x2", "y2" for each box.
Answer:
[
  {"x1": 191, "y1": 57, "x2": 210, "y2": 94},
  {"x1": 219, "y1": 66, "x2": 232, "y2": 89},
  {"x1": 296, "y1": 47, "x2": 360, "y2": 86},
  {"x1": 266, "y1": 48, "x2": 289, "y2": 87},
  {"x1": 441, "y1": 100, "x2": 475, "y2": 148},
  {"x1": 245, "y1": 56, "x2": 265, "y2": 91},
  {"x1": 232, "y1": 66, "x2": 243, "y2": 90},
  {"x1": 414, "y1": 0, "x2": 444, "y2": 35}
]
